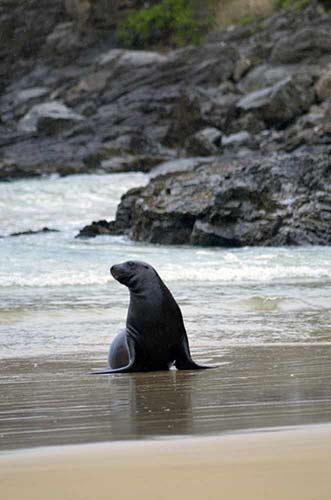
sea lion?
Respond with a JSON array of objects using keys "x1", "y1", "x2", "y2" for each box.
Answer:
[{"x1": 93, "y1": 261, "x2": 211, "y2": 374}]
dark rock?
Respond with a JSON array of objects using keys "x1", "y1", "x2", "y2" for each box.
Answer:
[
  {"x1": 282, "y1": 102, "x2": 331, "y2": 151},
  {"x1": 77, "y1": 185, "x2": 145, "y2": 238},
  {"x1": 185, "y1": 128, "x2": 222, "y2": 156},
  {"x1": 191, "y1": 220, "x2": 242, "y2": 247},
  {"x1": 231, "y1": 112, "x2": 265, "y2": 135},
  {"x1": 237, "y1": 64, "x2": 296, "y2": 94},
  {"x1": 122, "y1": 165, "x2": 222, "y2": 245},
  {"x1": 187, "y1": 89, "x2": 239, "y2": 135},
  {"x1": 218, "y1": 81, "x2": 237, "y2": 95},
  {"x1": 114, "y1": 186, "x2": 146, "y2": 233},
  {"x1": 43, "y1": 20, "x2": 101, "y2": 61},
  {"x1": 9, "y1": 227, "x2": 59, "y2": 237},
  {"x1": 233, "y1": 56, "x2": 253, "y2": 82},
  {"x1": 237, "y1": 76, "x2": 315, "y2": 127},
  {"x1": 19, "y1": 101, "x2": 84, "y2": 134},
  {"x1": 222, "y1": 131, "x2": 253, "y2": 148},
  {"x1": 16, "y1": 87, "x2": 49, "y2": 103},
  {"x1": 1, "y1": 3, "x2": 331, "y2": 181},
  {"x1": 315, "y1": 65, "x2": 331, "y2": 101},
  {"x1": 0, "y1": 0, "x2": 65, "y2": 71},
  {"x1": 161, "y1": 93, "x2": 208, "y2": 149},
  {"x1": 84, "y1": 140, "x2": 170, "y2": 171},
  {"x1": 91, "y1": 147, "x2": 331, "y2": 247},
  {"x1": 98, "y1": 48, "x2": 169, "y2": 67},
  {"x1": 0, "y1": 137, "x2": 100, "y2": 180},
  {"x1": 76, "y1": 220, "x2": 118, "y2": 238},
  {"x1": 150, "y1": 157, "x2": 216, "y2": 178},
  {"x1": 271, "y1": 28, "x2": 331, "y2": 64},
  {"x1": 99, "y1": 155, "x2": 166, "y2": 173}
]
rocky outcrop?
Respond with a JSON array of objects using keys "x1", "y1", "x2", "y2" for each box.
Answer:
[
  {"x1": 77, "y1": 219, "x2": 118, "y2": 238},
  {"x1": 77, "y1": 186, "x2": 144, "y2": 237},
  {"x1": 18, "y1": 101, "x2": 84, "y2": 134},
  {"x1": 270, "y1": 27, "x2": 331, "y2": 64},
  {"x1": 1, "y1": 3, "x2": 331, "y2": 181},
  {"x1": 79, "y1": 147, "x2": 331, "y2": 246},
  {"x1": 9, "y1": 227, "x2": 60, "y2": 237},
  {"x1": 237, "y1": 75, "x2": 315, "y2": 127}
]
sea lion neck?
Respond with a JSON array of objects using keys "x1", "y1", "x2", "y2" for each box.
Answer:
[{"x1": 128, "y1": 273, "x2": 163, "y2": 298}]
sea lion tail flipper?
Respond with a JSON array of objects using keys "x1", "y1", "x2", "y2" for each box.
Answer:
[
  {"x1": 91, "y1": 336, "x2": 138, "y2": 375},
  {"x1": 174, "y1": 336, "x2": 213, "y2": 370},
  {"x1": 90, "y1": 365, "x2": 135, "y2": 375},
  {"x1": 90, "y1": 356, "x2": 137, "y2": 375}
]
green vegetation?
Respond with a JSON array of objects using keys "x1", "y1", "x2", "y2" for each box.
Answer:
[
  {"x1": 116, "y1": 0, "x2": 211, "y2": 49},
  {"x1": 238, "y1": 15, "x2": 257, "y2": 26},
  {"x1": 274, "y1": 0, "x2": 310, "y2": 10},
  {"x1": 116, "y1": 0, "x2": 318, "y2": 49}
]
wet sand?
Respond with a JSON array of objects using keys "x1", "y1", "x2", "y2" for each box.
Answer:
[
  {"x1": 1, "y1": 424, "x2": 331, "y2": 500},
  {"x1": 1, "y1": 345, "x2": 331, "y2": 451},
  {"x1": 1, "y1": 347, "x2": 331, "y2": 499}
]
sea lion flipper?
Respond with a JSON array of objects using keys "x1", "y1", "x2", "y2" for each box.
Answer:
[
  {"x1": 90, "y1": 365, "x2": 135, "y2": 375},
  {"x1": 91, "y1": 336, "x2": 138, "y2": 375},
  {"x1": 174, "y1": 336, "x2": 212, "y2": 370}
]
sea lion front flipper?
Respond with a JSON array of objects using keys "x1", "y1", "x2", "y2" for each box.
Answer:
[
  {"x1": 174, "y1": 335, "x2": 212, "y2": 370},
  {"x1": 91, "y1": 336, "x2": 138, "y2": 375}
]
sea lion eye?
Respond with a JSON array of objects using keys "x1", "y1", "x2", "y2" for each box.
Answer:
[{"x1": 127, "y1": 261, "x2": 136, "y2": 269}]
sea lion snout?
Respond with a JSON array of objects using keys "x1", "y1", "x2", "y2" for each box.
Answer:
[
  {"x1": 110, "y1": 261, "x2": 152, "y2": 287},
  {"x1": 110, "y1": 262, "x2": 137, "y2": 284},
  {"x1": 110, "y1": 264, "x2": 122, "y2": 281}
]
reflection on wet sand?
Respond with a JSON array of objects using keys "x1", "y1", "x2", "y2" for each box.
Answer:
[{"x1": 1, "y1": 345, "x2": 331, "y2": 451}]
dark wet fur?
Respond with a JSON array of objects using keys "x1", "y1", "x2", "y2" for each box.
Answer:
[{"x1": 92, "y1": 261, "x2": 213, "y2": 374}]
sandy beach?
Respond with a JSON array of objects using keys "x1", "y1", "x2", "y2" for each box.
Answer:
[
  {"x1": 1, "y1": 424, "x2": 331, "y2": 500},
  {"x1": 1, "y1": 157, "x2": 331, "y2": 500}
]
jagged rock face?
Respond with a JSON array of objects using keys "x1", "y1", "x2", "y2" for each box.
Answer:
[
  {"x1": 1, "y1": 3, "x2": 331, "y2": 182},
  {"x1": 101, "y1": 147, "x2": 331, "y2": 247},
  {"x1": 271, "y1": 28, "x2": 331, "y2": 64},
  {"x1": 0, "y1": 43, "x2": 238, "y2": 179},
  {"x1": 77, "y1": 186, "x2": 144, "y2": 238},
  {"x1": 0, "y1": 1, "x2": 64, "y2": 96},
  {"x1": 0, "y1": 0, "x2": 64, "y2": 65},
  {"x1": 237, "y1": 76, "x2": 315, "y2": 127}
]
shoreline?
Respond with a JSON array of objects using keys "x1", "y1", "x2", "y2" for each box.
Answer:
[{"x1": 2, "y1": 424, "x2": 331, "y2": 500}]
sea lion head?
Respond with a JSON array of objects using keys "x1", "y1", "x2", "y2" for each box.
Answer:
[{"x1": 110, "y1": 261, "x2": 156, "y2": 290}]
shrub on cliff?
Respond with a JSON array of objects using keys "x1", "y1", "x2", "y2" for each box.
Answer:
[
  {"x1": 116, "y1": 0, "x2": 321, "y2": 48},
  {"x1": 274, "y1": 0, "x2": 310, "y2": 9},
  {"x1": 116, "y1": 0, "x2": 209, "y2": 48}
]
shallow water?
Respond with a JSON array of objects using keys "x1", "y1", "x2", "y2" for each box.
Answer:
[
  {"x1": 0, "y1": 173, "x2": 331, "y2": 450},
  {"x1": 1, "y1": 346, "x2": 331, "y2": 451}
]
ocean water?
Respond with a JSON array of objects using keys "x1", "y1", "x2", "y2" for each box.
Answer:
[
  {"x1": 1, "y1": 173, "x2": 331, "y2": 360},
  {"x1": 1, "y1": 173, "x2": 331, "y2": 450}
]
